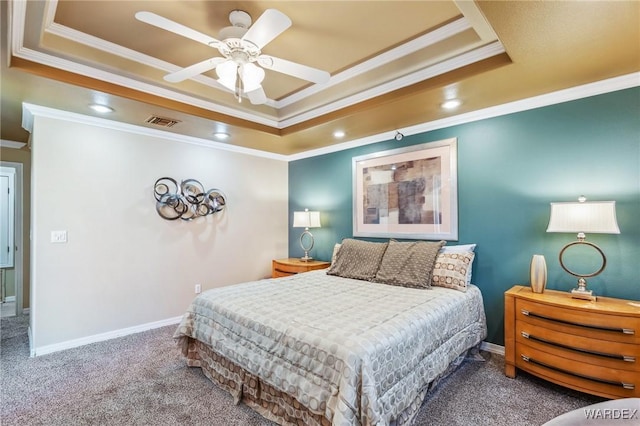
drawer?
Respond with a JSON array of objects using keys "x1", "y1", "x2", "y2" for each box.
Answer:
[
  {"x1": 515, "y1": 321, "x2": 639, "y2": 372},
  {"x1": 516, "y1": 342, "x2": 639, "y2": 399},
  {"x1": 516, "y1": 299, "x2": 639, "y2": 344},
  {"x1": 272, "y1": 269, "x2": 294, "y2": 278}
]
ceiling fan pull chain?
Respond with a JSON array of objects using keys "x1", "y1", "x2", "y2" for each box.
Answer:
[{"x1": 236, "y1": 70, "x2": 242, "y2": 103}]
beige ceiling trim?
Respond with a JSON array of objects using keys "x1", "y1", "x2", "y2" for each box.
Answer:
[{"x1": 18, "y1": 0, "x2": 505, "y2": 131}]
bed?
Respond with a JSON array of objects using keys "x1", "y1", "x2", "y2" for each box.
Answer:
[{"x1": 174, "y1": 239, "x2": 487, "y2": 425}]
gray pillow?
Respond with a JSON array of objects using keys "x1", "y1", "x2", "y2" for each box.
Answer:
[
  {"x1": 326, "y1": 238, "x2": 388, "y2": 281},
  {"x1": 373, "y1": 240, "x2": 446, "y2": 288}
]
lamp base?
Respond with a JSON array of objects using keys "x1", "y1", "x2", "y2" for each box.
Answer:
[
  {"x1": 298, "y1": 230, "x2": 315, "y2": 263},
  {"x1": 571, "y1": 287, "x2": 596, "y2": 302}
]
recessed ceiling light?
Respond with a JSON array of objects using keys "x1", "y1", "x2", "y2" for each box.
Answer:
[
  {"x1": 89, "y1": 104, "x2": 114, "y2": 113},
  {"x1": 213, "y1": 132, "x2": 230, "y2": 140},
  {"x1": 333, "y1": 130, "x2": 345, "y2": 138},
  {"x1": 441, "y1": 99, "x2": 462, "y2": 110}
]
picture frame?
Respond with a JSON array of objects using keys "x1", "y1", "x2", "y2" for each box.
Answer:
[{"x1": 352, "y1": 138, "x2": 458, "y2": 240}]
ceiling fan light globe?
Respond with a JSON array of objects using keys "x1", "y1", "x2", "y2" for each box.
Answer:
[
  {"x1": 241, "y1": 63, "x2": 265, "y2": 92},
  {"x1": 217, "y1": 61, "x2": 238, "y2": 91},
  {"x1": 217, "y1": 60, "x2": 238, "y2": 79}
]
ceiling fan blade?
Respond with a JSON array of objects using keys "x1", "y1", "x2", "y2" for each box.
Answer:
[
  {"x1": 258, "y1": 56, "x2": 330, "y2": 84},
  {"x1": 135, "y1": 11, "x2": 220, "y2": 47},
  {"x1": 246, "y1": 86, "x2": 268, "y2": 105},
  {"x1": 164, "y1": 57, "x2": 226, "y2": 83},
  {"x1": 242, "y1": 9, "x2": 291, "y2": 49}
]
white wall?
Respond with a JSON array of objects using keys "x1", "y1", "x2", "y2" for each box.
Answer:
[{"x1": 29, "y1": 112, "x2": 288, "y2": 354}]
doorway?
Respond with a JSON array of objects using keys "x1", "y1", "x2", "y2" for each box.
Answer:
[{"x1": 0, "y1": 163, "x2": 23, "y2": 317}]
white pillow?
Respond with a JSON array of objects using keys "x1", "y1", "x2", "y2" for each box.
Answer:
[
  {"x1": 440, "y1": 244, "x2": 476, "y2": 253},
  {"x1": 331, "y1": 243, "x2": 342, "y2": 264}
]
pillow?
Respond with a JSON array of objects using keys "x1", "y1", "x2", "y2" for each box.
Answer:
[
  {"x1": 373, "y1": 240, "x2": 446, "y2": 289},
  {"x1": 441, "y1": 244, "x2": 476, "y2": 253},
  {"x1": 331, "y1": 243, "x2": 342, "y2": 264},
  {"x1": 431, "y1": 251, "x2": 475, "y2": 292},
  {"x1": 326, "y1": 239, "x2": 388, "y2": 281}
]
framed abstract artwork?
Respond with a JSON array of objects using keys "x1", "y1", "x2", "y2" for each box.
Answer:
[{"x1": 352, "y1": 138, "x2": 458, "y2": 240}]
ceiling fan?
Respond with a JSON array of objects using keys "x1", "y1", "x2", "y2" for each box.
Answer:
[{"x1": 135, "y1": 9, "x2": 330, "y2": 105}]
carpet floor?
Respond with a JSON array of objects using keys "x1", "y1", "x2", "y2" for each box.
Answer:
[{"x1": 1, "y1": 315, "x2": 603, "y2": 425}]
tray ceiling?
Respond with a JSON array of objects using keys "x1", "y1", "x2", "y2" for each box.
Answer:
[{"x1": 2, "y1": 1, "x2": 639, "y2": 155}]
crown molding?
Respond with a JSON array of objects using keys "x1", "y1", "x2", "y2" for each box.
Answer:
[
  {"x1": 275, "y1": 17, "x2": 476, "y2": 109},
  {"x1": 21, "y1": 103, "x2": 288, "y2": 161},
  {"x1": 0, "y1": 139, "x2": 27, "y2": 149},
  {"x1": 288, "y1": 72, "x2": 640, "y2": 161},
  {"x1": 279, "y1": 41, "x2": 505, "y2": 127}
]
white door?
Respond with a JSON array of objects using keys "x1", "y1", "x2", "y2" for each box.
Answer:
[{"x1": 0, "y1": 168, "x2": 15, "y2": 268}]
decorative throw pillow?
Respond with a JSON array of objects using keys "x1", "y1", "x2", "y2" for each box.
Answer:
[
  {"x1": 373, "y1": 240, "x2": 446, "y2": 289},
  {"x1": 326, "y1": 239, "x2": 388, "y2": 281},
  {"x1": 431, "y1": 251, "x2": 475, "y2": 292}
]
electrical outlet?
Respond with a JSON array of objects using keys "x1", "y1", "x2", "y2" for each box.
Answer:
[
  {"x1": 51, "y1": 230, "x2": 67, "y2": 243},
  {"x1": 195, "y1": 284, "x2": 201, "y2": 294}
]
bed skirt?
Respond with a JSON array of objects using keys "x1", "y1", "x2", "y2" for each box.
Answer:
[{"x1": 178, "y1": 336, "x2": 482, "y2": 426}]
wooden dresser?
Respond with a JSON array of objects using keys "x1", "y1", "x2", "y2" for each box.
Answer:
[
  {"x1": 271, "y1": 258, "x2": 330, "y2": 278},
  {"x1": 504, "y1": 285, "x2": 640, "y2": 399}
]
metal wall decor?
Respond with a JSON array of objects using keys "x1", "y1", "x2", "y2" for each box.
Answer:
[{"x1": 154, "y1": 177, "x2": 226, "y2": 221}]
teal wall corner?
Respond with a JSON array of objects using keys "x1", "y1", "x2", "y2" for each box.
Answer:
[{"x1": 289, "y1": 87, "x2": 640, "y2": 346}]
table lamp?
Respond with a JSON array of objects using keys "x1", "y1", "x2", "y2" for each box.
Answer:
[
  {"x1": 293, "y1": 209, "x2": 321, "y2": 261},
  {"x1": 546, "y1": 196, "x2": 620, "y2": 301}
]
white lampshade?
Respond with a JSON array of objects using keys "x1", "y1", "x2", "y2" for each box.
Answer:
[
  {"x1": 293, "y1": 210, "x2": 321, "y2": 228},
  {"x1": 546, "y1": 201, "x2": 620, "y2": 234}
]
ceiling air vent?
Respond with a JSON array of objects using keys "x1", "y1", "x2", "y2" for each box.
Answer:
[{"x1": 145, "y1": 115, "x2": 181, "y2": 128}]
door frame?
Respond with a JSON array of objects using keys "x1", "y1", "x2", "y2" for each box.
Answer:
[{"x1": 0, "y1": 161, "x2": 23, "y2": 316}]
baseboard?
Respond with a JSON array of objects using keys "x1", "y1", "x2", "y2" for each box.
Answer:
[
  {"x1": 32, "y1": 315, "x2": 183, "y2": 357},
  {"x1": 481, "y1": 341, "x2": 505, "y2": 356},
  {"x1": 22, "y1": 307, "x2": 30, "y2": 315},
  {"x1": 3, "y1": 296, "x2": 16, "y2": 302},
  {"x1": 28, "y1": 325, "x2": 34, "y2": 357}
]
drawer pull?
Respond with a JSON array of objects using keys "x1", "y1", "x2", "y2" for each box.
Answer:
[
  {"x1": 520, "y1": 331, "x2": 635, "y2": 362},
  {"x1": 520, "y1": 354, "x2": 635, "y2": 390},
  {"x1": 520, "y1": 309, "x2": 635, "y2": 335}
]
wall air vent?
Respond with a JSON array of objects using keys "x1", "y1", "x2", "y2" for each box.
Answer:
[{"x1": 145, "y1": 115, "x2": 181, "y2": 127}]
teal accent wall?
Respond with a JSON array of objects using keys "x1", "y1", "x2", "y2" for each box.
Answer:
[{"x1": 289, "y1": 87, "x2": 640, "y2": 346}]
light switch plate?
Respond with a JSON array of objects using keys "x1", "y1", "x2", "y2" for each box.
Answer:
[{"x1": 51, "y1": 230, "x2": 67, "y2": 243}]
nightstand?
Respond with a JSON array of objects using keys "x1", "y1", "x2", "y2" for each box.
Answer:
[
  {"x1": 271, "y1": 258, "x2": 330, "y2": 278},
  {"x1": 504, "y1": 285, "x2": 639, "y2": 399}
]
